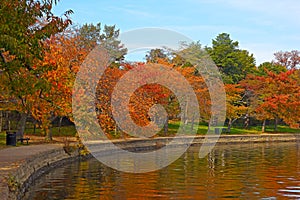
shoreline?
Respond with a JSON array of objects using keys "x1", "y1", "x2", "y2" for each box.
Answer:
[{"x1": 0, "y1": 133, "x2": 299, "y2": 200}]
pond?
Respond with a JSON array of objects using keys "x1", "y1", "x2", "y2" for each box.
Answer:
[{"x1": 24, "y1": 142, "x2": 300, "y2": 199}]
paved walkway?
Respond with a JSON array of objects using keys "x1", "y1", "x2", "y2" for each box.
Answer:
[{"x1": 0, "y1": 144, "x2": 64, "y2": 200}]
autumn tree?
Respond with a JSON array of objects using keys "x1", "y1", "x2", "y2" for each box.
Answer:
[
  {"x1": 242, "y1": 70, "x2": 300, "y2": 132},
  {"x1": 30, "y1": 34, "x2": 87, "y2": 140},
  {"x1": 225, "y1": 84, "x2": 247, "y2": 132},
  {"x1": 273, "y1": 50, "x2": 300, "y2": 69},
  {"x1": 0, "y1": 0, "x2": 72, "y2": 137}
]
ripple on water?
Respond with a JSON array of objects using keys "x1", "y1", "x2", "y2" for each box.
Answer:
[{"x1": 23, "y1": 142, "x2": 300, "y2": 199}]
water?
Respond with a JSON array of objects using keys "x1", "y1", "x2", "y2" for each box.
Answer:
[{"x1": 24, "y1": 142, "x2": 300, "y2": 199}]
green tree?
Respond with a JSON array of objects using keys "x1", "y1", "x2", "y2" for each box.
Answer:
[
  {"x1": 256, "y1": 62, "x2": 286, "y2": 76},
  {"x1": 171, "y1": 41, "x2": 204, "y2": 68},
  {"x1": 145, "y1": 48, "x2": 168, "y2": 63},
  {"x1": 77, "y1": 23, "x2": 127, "y2": 62},
  {"x1": 77, "y1": 23, "x2": 101, "y2": 50},
  {"x1": 206, "y1": 33, "x2": 256, "y2": 83}
]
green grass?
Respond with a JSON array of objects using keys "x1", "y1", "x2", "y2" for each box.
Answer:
[
  {"x1": 158, "y1": 121, "x2": 299, "y2": 136},
  {"x1": 0, "y1": 132, "x2": 6, "y2": 146},
  {"x1": 24, "y1": 126, "x2": 77, "y2": 137}
]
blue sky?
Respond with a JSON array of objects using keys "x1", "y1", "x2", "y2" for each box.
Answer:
[{"x1": 53, "y1": 0, "x2": 300, "y2": 65}]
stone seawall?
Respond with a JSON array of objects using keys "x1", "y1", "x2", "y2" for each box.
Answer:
[
  {"x1": 85, "y1": 133, "x2": 300, "y2": 154},
  {"x1": 1, "y1": 133, "x2": 299, "y2": 200},
  {"x1": 15, "y1": 148, "x2": 81, "y2": 200},
  {"x1": 0, "y1": 144, "x2": 80, "y2": 200}
]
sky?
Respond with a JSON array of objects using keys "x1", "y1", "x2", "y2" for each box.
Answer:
[{"x1": 53, "y1": 0, "x2": 300, "y2": 65}]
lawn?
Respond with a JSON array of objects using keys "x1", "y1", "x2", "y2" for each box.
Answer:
[
  {"x1": 0, "y1": 122, "x2": 299, "y2": 148},
  {"x1": 0, "y1": 132, "x2": 6, "y2": 146},
  {"x1": 24, "y1": 125, "x2": 77, "y2": 137},
  {"x1": 161, "y1": 120, "x2": 300, "y2": 135}
]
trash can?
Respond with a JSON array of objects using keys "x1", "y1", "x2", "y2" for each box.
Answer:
[
  {"x1": 214, "y1": 128, "x2": 220, "y2": 134},
  {"x1": 6, "y1": 131, "x2": 16, "y2": 146}
]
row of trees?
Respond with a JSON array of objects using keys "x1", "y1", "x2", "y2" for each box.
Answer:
[
  {"x1": 145, "y1": 35, "x2": 300, "y2": 132},
  {"x1": 0, "y1": 0, "x2": 299, "y2": 140}
]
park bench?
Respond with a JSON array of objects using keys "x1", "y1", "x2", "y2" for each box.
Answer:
[
  {"x1": 16, "y1": 132, "x2": 30, "y2": 145},
  {"x1": 17, "y1": 137, "x2": 30, "y2": 144},
  {"x1": 222, "y1": 128, "x2": 228, "y2": 133}
]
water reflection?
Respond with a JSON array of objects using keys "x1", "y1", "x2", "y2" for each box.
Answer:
[{"x1": 24, "y1": 142, "x2": 300, "y2": 199}]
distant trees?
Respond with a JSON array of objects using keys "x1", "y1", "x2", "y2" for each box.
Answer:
[
  {"x1": 273, "y1": 50, "x2": 300, "y2": 69},
  {"x1": 146, "y1": 49, "x2": 168, "y2": 63},
  {"x1": 142, "y1": 35, "x2": 300, "y2": 133},
  {"x1": 257, "y1": 62, "x2": 286, "y2": 76}
]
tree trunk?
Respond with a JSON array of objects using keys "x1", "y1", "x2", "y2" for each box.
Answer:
[
  {"x1": 164, "y1": 116, "x2": 169, "y2": 136},
  {"x1": 191, "y1": 114, "x2": 195, "y2": 132},
  {"x1": 262, "y1": 119, "x2": 266, "y2": 133},
  {"x1": 0, "y1": 110, "x2": 2, "y2": 132},
  {"x1": 58, "y1": 117, "x2": 63, "y2": 133},
  {"x1": 17, "y1": 112, "x2": 27, "y2": 138},
  {"x1": 6, "y1": 111, "x2": 10, "y2": 131},
  {"x1": 244, "y1": 115, "x2": 249, "y2": 129},
  {"x1": 274, "y1": 117, "x2": 278, "y2": 132},
  {"x1": 45, "y1": 126, "x2": 53, "y2": 141},
  {"x1": 227, "y1": 118, "x2": 232, "y2": 133},
  {"x1": 33, "y1": 121, "x2": 36, "y2": 134},
  {"x1": 45, "y1": 115, "x2": 57, "y2": 141}
]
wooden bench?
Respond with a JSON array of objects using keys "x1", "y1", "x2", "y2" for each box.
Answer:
[
  {"x1": 16, "y1": 132, "x2": 30, "y2": 145},
  {"x1": 222, "y1": 128, "x2": 228, "y2": 133},
  {"x1": 17, "y1": 137, "x2": 30, "y2": 145}
]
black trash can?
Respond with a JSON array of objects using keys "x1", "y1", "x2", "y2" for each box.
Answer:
[
  {"x1": 214, "y1": 128, "x2": 220, "y2": 134},
  {"x1": 6, "y1": 131, "x2": 16, "y2": 146}
]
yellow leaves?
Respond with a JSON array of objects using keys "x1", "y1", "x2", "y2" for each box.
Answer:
[
  {"x1": 1, "y1": 51, "x2": 16, "y2": 63},
  {"x1": 225, "y1": 84, "x2": 248, "y2": 120}
]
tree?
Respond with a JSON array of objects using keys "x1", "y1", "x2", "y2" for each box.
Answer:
[
  {"x1": 0, "y1": 0, "x2": 72, "y2": 137},
  {"x1": 206, "y1": 33, "x2": 256, "y2": 83},
  {"x1": 94, "y1": 58, "x2": 211, "y2": 138},
  {"x1": 145, "y1": 49, "x2": 168, "y2": 63},
  {"x1": 242, "y1": 69, "x2": 300, "y2": 131},
  {"x1": 0, "y1": 0, "x2": 72, "y2": 72},
  {"x1": 171, "y1": 41, "x2": 202, "y2": 68},
  {"x1": 257, "y1": 62, "x2": 286, "y2": 76},
  {"x1": 77, "y1": 23, "x2": 101, "y2": 50},
  {"x1": 30, "y1": 34, "x2": 86, "y2": 140},
  {"x1": 77, "y1": 23, "x2": 127, "y2": 62},
  {"x1": 225, "y1": 84, "x2": 248, "y2": 132},
  {"x1": 273, "y1": 50, "x2": 300, "y2": 69}
]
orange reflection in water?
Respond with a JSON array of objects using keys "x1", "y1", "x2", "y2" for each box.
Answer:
[{"x1": 24, "y1": 142, "x2": 300, "y2": 200}]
